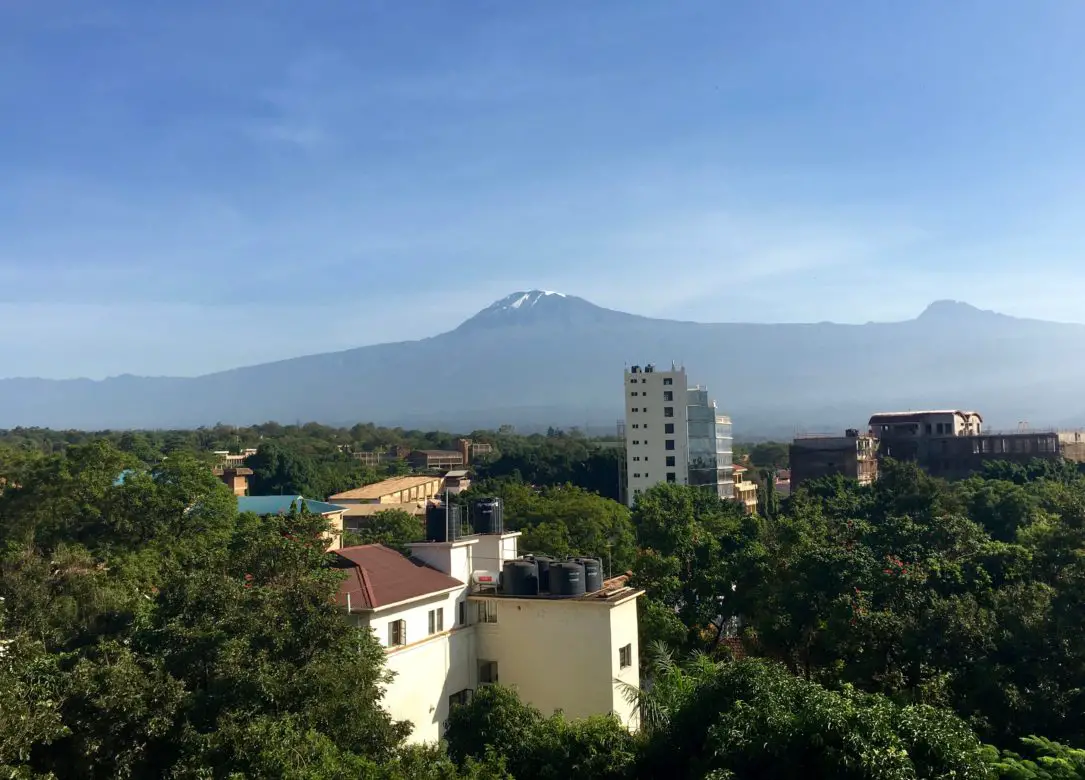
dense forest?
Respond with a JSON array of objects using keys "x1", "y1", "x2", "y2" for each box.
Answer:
[{"x1": 3, "y1": 426, "x2": 1083, "y2": 777}]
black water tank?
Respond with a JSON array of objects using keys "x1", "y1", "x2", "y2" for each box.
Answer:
[
  {"x1": 502, "y1": 560, "x2": 540, "y2": 596},
  {"x1": 525, "y1": 555, "x2": 554, "y2": 592},
  {"x1": 549, "y1": 560, "x2": 586, "y2": 597},
  {"x1": 472, "y1": 498, "x2": 504, "y2": 535},
  {"x1": 575, "y1": 557, "x2": 604, "y2": 593},
  {"x1": 425, "y1": 502, "x2": 461, "y2": 543}
]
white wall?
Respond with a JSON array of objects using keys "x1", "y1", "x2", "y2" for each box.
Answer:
[
  {"x1": 472, "y1": 594, "x2": 642, "y2": 729},
  {"x1": 353, "y1": 587, "x2": 475, "y2": 744}
]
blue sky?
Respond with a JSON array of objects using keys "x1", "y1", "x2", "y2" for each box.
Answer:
[{"x1": 2, "y1": 1, "x2": 1084, "y2": 378}]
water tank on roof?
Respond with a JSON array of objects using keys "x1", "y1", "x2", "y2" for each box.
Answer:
[
  {"x1": 524, "y1": 554, "x2": 554, "y2": 591},
  {"x1": 425, "y1": 502, "x2": 461, "y2": 543},
  {"x1": 502, "y1": 559, "x2": 539, "y2": 596},
  {"x1": 549, "y1": 560, "x2": 586, "y2": 597},
  {"x1": 472, "y1": 498, "x2": 504, "y2": 535},
  {"x1": 574, "y1": 557, "x2": 604, "y2": 593}
]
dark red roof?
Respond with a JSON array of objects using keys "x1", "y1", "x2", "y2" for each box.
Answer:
[{"x1": 333, "y1": 544, "x2": 463, "y2": 610}]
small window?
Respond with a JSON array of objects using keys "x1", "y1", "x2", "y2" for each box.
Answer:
[
  {"x1": 458, "y1": 601, "x2": 466, "y2": 626},
  {"x1": 449, "y1": 689, "x2": 473, "y2": 709},
  {"x1": 664, "y1": 407, "x2": 674, "y2": 418},
  {"x1": 428, "y1": 608, "x2": 444, "y2": 634},
  {"x1": 633, "y1": 473, "x2": 640, "y2": 478},
  {"x1": 479, "y1": 660, "x2": 499, "y2": 684},
  {"x1": 632, "y1": 423, "x2": 639, "y2": 429},
  {"x1": 665, "y1": 423, "x2": 675, "y2": 434},
  {"x1": 640, "y1": 378, "x2": 647, "y2": 384},
  {"x1": 630, "y1": 391, "x2": 638, "y2": 397},
  {"x1": 478, "y1": 600, "x2": 498, "y2": 624},
  {"x1": 925, "y1": 424, "x2": 932, "y2": 435},
  {"x1": 631, "y1": 407, "x2": 639, "y2": 413},
  {"x1": 663, "y1": 378, "x2": 673, "y2": 386},
  {"x1": 632, "y1": 440, "x2": 639, "y2": 445},
  {"x1": 619, "y1": 644, "x2": 632, "y2": 669},
  {"x1": 666, "y1": 472, "x2": 676, "y2": 483},
  {"x1": 665, "y1": 440, "x2": 675, "y2": 451},
  {"x1": 666, "y1": 456, "x2": 675, "y2": 467},
  {"x1": 663, "y1": 391, "x2": 673, "y2": 402},
  {"x1": 388, "y1": 619, "x2": 406, "y2": 647},
  {"x1": 633, "y1": 456, "x2": 640, "y2": 462}
]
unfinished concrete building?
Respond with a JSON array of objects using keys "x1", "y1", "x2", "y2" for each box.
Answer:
[{"x1": 790, "y1": 430, "x2": 879, "y2": 490}]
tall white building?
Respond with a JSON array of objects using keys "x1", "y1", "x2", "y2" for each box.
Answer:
[{"x1": 623, "y1": 363, "x2": 734, "y2": 506}]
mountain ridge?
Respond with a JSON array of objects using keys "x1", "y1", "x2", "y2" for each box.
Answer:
[{"x1": 0, "y1": 291, "x2": 1082, "y2": 435}]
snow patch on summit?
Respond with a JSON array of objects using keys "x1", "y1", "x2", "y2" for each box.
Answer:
[{"x1": 494, "y1": 290, "x2": 567, "y2": 311}]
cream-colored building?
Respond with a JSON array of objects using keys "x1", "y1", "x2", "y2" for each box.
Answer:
[
  {"x1": 330, "y1": 475, "x2": 444, "y2": 506},
  {"x1": 731, "y1": 465, "x2": 759, "y2": 514},
  {"x1": 333, "y1": 532, "x2": 642, "y2": 743}
]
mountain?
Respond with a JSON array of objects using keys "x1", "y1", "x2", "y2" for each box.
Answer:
[{"x1": 1, "y1": 290, "x2": 1083, "y2": 436}]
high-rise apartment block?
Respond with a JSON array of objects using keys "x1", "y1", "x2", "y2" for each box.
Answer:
[{"x1": 623, "y1": 363, "x2": 733, "y2": 506}]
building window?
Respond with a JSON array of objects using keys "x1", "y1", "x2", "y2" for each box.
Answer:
[
  {"x1": 632, "y1": 440, "x2": 639, "y2": 445},
  {"x1": 458, "y1": 601, "x2": 466, "y2": 626},
  {"x1": 664, "y1": 407, "x2": 674, "y2": 418},
  {"x1": 665, "y1": 423, "x2": 675, "y2": 434},
  {"x1": 388, "y1": 619, "x2": 406, "y2": 647},
  {"x1": 619, "y1": 644, "x2": 632, "y2": 669},
  {"x1": 630, "y1": 391, "x2": 638, "y2": 397},
  {"x1": 666, "y1": 472, "x2": 676, "y2": 483},
  {"x1": 632, "y1": 424, "x2": 639, "y2": 429},
  {"x1": 663, "y1": 378, "x2": 673, "y2": 385},
  {"x1": 428, "y1": 608, "x2": 444, "y2": 634},
  {"x1": 972, "y1": 440, "x2": 981, "y2": 455},
  {"x1": 633, "y1": 456, "x2": 640, "y2": 462},
  {"x1": 663, "y1": 391, "x2": 673, "y2": 401},
  {"x1": 631, "y1": 408, "x2": 639, "y2": 413},
  {"x1": 633, "y1": 473, "x2": 640, "y2": 478},
  {"x1": 665, "y1": 440, "x2": 675, "y2": 451},
  {"x1": 479, "y1": 660, "x2": 499, "y2": 685},
  {"x1": 666, "y1": 456, "x2": 675, "y2": 467},
  {"x1": 449, "y1": 689, "x2": 473, "y2": 709},
  {"x1": 925, "y1": 424, "x2": 932, "y2": 435},
  {"x1": 477, "y1": 600, "x2": 498, "y2": 624}
]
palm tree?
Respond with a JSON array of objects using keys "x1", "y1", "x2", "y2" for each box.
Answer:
[{"x1": 615, "y1": 640, "x2": 724, "y2": 735}]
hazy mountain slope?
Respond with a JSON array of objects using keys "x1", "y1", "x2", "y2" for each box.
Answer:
[{"x1": 0, "y1": 291, "x2": 1082, "y2": 435}]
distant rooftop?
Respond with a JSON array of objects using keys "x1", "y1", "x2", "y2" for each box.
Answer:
[
  {"x1": 329, "y1": 475, "x2": 442, "y2": 501},
  {"x1": 237, "y1": 495, "x2": 347, "y2": 516},
  {"x1": 869, "y1": 410, "x2": 983, "y2": 422}
]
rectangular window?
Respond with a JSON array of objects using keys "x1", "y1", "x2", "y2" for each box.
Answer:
[
  {"x1": 458, "y1": 601, "x2": 466, "y2": 626},
  {"x1": 632, "y1": 424, "x2": 639, "y2": 429},
  {"x1": 665, "y1": 440, "x2": 675, "y2": 451},
  {"x1": 479, "y1": 661, "x2": 499, "y2": 684},
  {"x1": 665, "y1": 423, "x2": 675, "y2": 434},
  {"x1": 666, "y1": 472, "x2": 676, "y2": 483},
  {"x1": 630, "y1": 391, "x2": 638, "y2": 397},
  {"x1": 633, "y1": 473, "x2": 640, "y2": 478},
  {"x1": 663, "y1": 378, "x2": 673, "y2": 385},
  {"x1": 478, "y1": 600, "x2": 498, "y2": 624},
  {"x1": 619, "y1": 644, "x2": 632, "y2": 669},
  {"x1": 925, "y1": 424, "x2": 932, "y2": 435},
  {"x1": 663, "y1": 391, "x2": 673, "y2": 402},
  {"x1": 388, "y1": 619, "x2": 406, "y2": 647},
  {"x1": 666, "y1": 456, "x2": 675, "y2": 467},
  {"x1": 631, "y1": 408, "x2": 639, "y2": 413},
  {"x1": 449, "y1": 689, "x2": 473, "y2": 709},
  {"x1": 972, "y1": 440, "x2": 981, "y2": 455},
  {"x1": 428, "y1": 608, "x2": 444, "y2": 634},
  {"x1": 664, "y1": 407, "x2": 674, "y2": 418},
  {"x1": 632, "y1": 440, "x2": 639, "y2": 445}
]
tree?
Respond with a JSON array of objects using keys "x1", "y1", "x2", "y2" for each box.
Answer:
[
  {"x1": 445, "y1": 685, "x2": 636, "y2": 780},
  {"x1": 345, "y1": 509, "x2": 424, "y2": 554},
  {"x1": 630, "y1": 484, "x2": 765, "y2": 655},
  {"x1": 637, "y1": 658, "x2": 990, "y2": 780}
]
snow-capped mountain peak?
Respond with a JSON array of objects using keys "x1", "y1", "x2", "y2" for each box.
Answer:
[
  {"x1": 454, "y1": 289, "x2": 630, "y2": 331},
  {"x1": 492, "y1": 290, "x2": 567, "y2": 311}
]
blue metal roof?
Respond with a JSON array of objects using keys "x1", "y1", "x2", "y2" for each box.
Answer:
[{"x1": 237, "y1": 495, "x2": 347, "y2": 516}]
